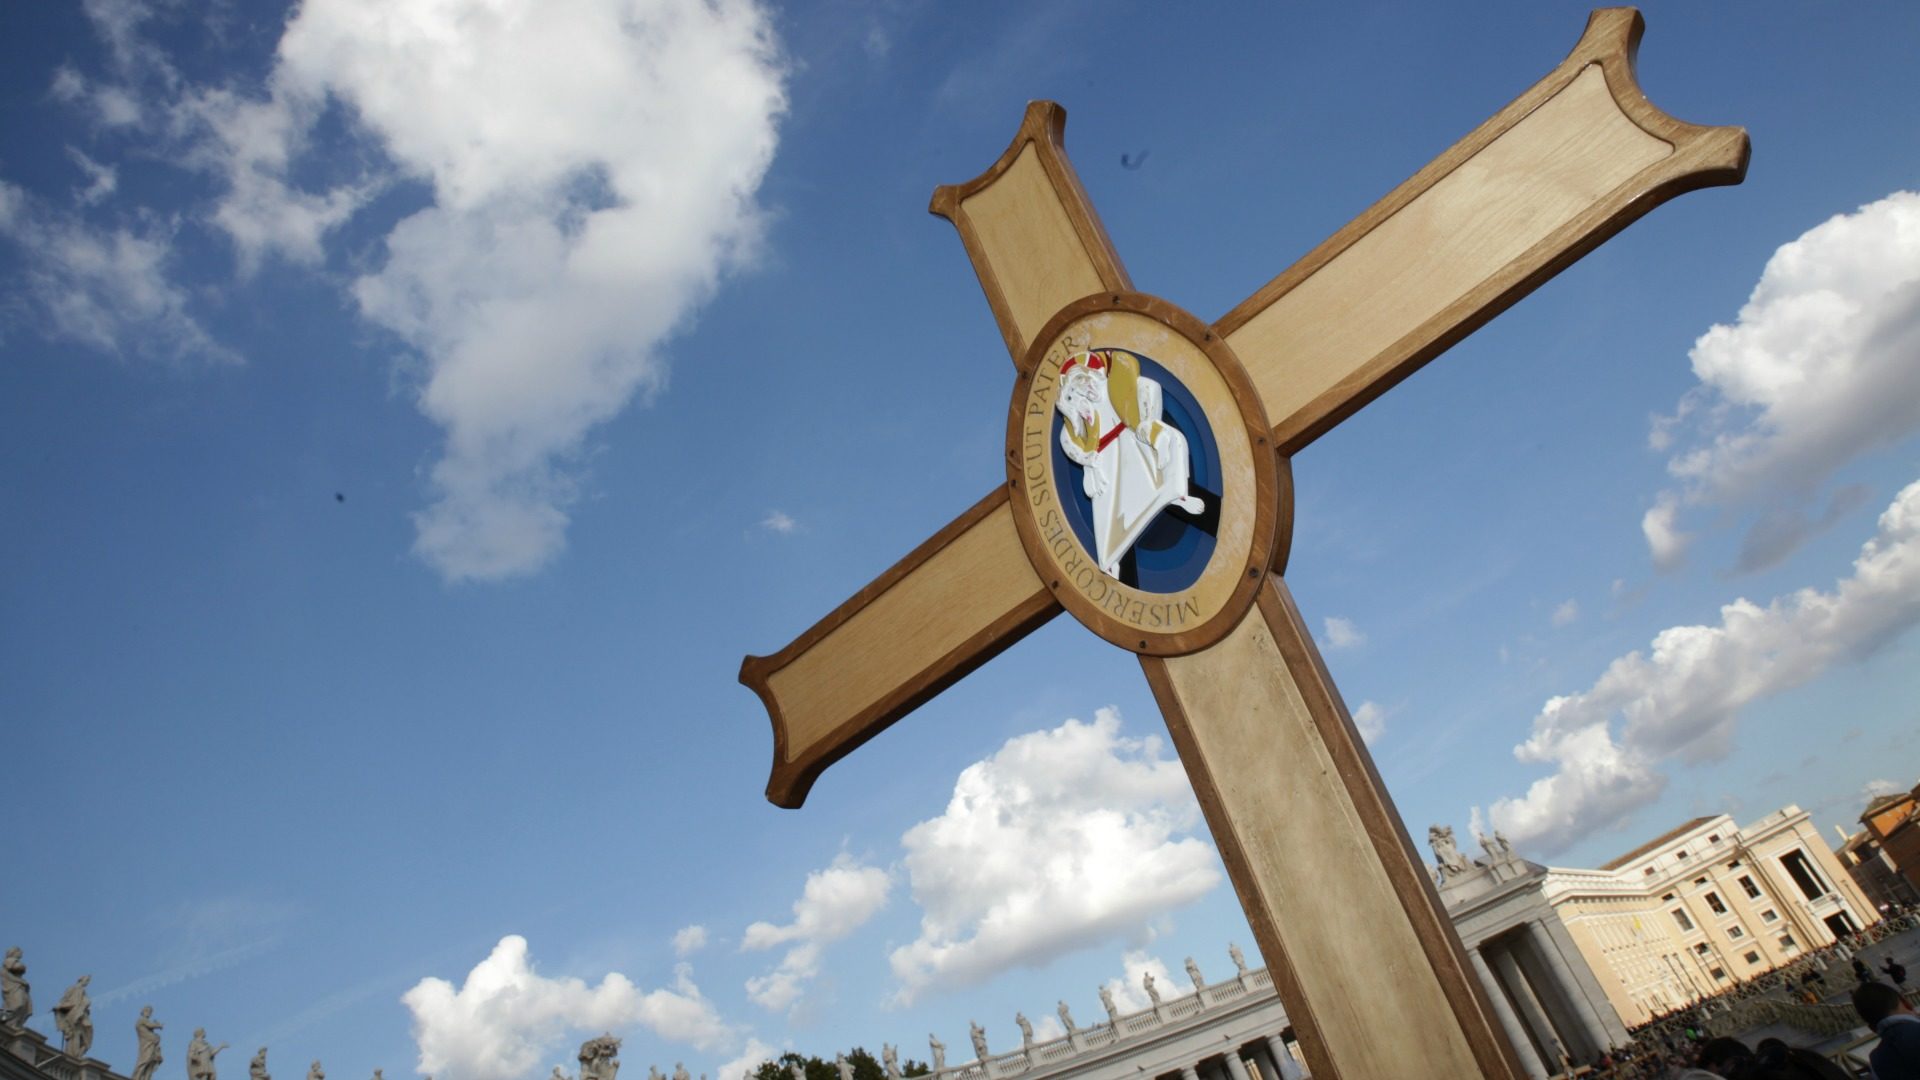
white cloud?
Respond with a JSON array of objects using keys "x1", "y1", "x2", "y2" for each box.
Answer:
[
  {"x1": 758, "y1": 510, "x2": 798, "y2": 535},
  {"x1": 1322, "y1": 616, "x2": 1366, "y2": 649},
  {"x1": 714, "y1": 1039, "x2": 778, "y2": 1080},
  {"x1": 741, "y1": 854, "x2": 890, "y2": 1013},
  {"x1": 887, "y1": 708, "x2": 1220, "y2": 1004},
  {"x1": 1862, "y1": 778, "x2": 1903, "y2": 801},
  {"x1": 0, "y1": 180, "x2": 235, "y2": 365},
  {"x1": 1647, "y1": 190, "x2": 1920, "y2": 570},
  {"x1": 51, "y1": 0, "x2": 788, "y2": 583},
  {"x1": 1100, "y1": 951, "x2": 1176, "y2": 1014},
  {"x1": 1551, "y1": 599, "x2": 1579, "y2": 628},
  {"x1": 1352, "y1": 701, "x2": 1386, "y2": 746},
  {"x1": 1641, "y1": 494, "x2": 1691, "y2": 572},
  {"x1": 404, "y1": 936, "x2": 732, "y2": 1080},
  {"x1": 1489, "y1": 476, "x2": 1920, "y2": 854},
  {"x1": 67, "y1": 148, "x2": 118, "y2": 206},
  {"x1": 672, "y1": 926, "x2": 709, "y2": 958}
]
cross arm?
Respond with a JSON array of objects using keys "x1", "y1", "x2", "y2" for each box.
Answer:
[
  {"x1": 930, "y1": 101, "x2": 1132, "y2": 365},
  {"x1": 740, "y1": 488, "x2": 1060, "y2": 808},
  {"x1": 1217, "y1": 7, "x2": 1749, "y2": 454}
]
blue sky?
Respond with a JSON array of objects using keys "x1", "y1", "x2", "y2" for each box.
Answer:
[{"x1": 4, "y1": 2, "x2": 1918, "y2": 1080}]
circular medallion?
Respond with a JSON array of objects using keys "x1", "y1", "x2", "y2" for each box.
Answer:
[{"x1": 1006, "y1": 292, "x2": 1288, "y2": 655}]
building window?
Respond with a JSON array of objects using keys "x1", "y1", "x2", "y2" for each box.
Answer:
[
  {"x1": 1644, "y1": 867, "x2": 1657, "y2": 876},
  {"x1": 1711, "y1": 967, "x2": 1727, "y2": 980},
  {"x1": 1762, "y1": 909, "x2": 1779, "y2": 923},
  {"x1": 1706, "y1": 892, "x2": 1727, "y2": 915},
  {"x1": 1728, "y1": 925, "x2": 1745, "y2": 939},
  {"x1": 1780, "y1": 850, "x2": 1829, "y2": 900},
  {"x1": 1677, "y1": 848, "x2": 1690, "y2": 858},
  {"x1": 1728, "y1": 859, "x2": 1742, "y2": 869},
  {"x1": 1745, "y1": 951, "x2": 1761, "y2": 965},
  {"x1": 1780, "y1": 934, "x2": 1797, "y2": 952},
  {"x1": 1662, "y1": 893, "x2": 1676, "y2": 902},
  {"x1": 1695, "y1": 943, "x2": 1711, "y2": 955},
  {"x1": 1694, "y1": 876, "x2": 1710, "y2": 886},
  {"x1": 1673, "y1": 909, "x2": 1695, "y2": 931},
  {"x1": 1709, "y1": 834, "x2": 1721, "y2": 843},
  {"x1": 1740, "y1": 875, "x2": 1761, "y2": 899}
]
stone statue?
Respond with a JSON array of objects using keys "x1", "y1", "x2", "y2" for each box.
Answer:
[
  {"x1": 1493, "y1": 829, "x2": 1516, "y2": 861},
  {"x1": 1056, "y1": 1000, "x2": 1075, "y2": 1033},
  {"x1": 1184, "y1": 957, "x2": 1205, "y2": 991},
  {"x1": 552, "y1": 1070, "x2": 568, "y2": 1080},
  {"x1": 1015, "y1": 1012, "x2": 1033, "y2": 1050},
  {"x1": 2, "y1": 947, "x2": 29, "y2": 1026},
  {"x1": 833, "y1": 1057, "x2": 849, "y2": 1080},
  {"x1": 675, "y1": 1064, "x2": 691, "y2": 1080},
  {"x1": 133, "y1": 1007, "x2": 164, "y2": 1080},
  {"x1": 653, "y1": 1068, "x2": 667, "y2": 1080},
  {"x1": 1141, "y1": 972, "x2": 1160, "y2": 1008},
  {"x1": 54, "y1": 975, "x2": 93, "y2": 1058},
  {"x1": 969, "y1": 1021, "x2": 988, "y2": 1062},
  {"x1": 927, "y1": 1035, "x2": 945, "y2": 1073},
  {"x1": 881, "y1": 1044, "x2": 900, "y2": 1080},
  {"x1": 578, "y1": 1035, "x2": 621, "y2": 1080},
  {"x1": 371, "y1": 1070, "x2": 383, "y2": 1080},
  {"x1": 1228, "y1": 943, "x2": 1247, "y2": 976},
  {"x1": 250, "y1": 1048, "x2": 270, "y2": 1080},
  {"x1": 1428, "y1": 824, "x2": 1470, "y2": 876},
  {"x1": 306, "y1": 1062, "x2": 323, "y2": 1080},
  {"x1": 1098, "y1": 985, "x2": 1119, "y2": 1025},
  {"x1": 187, "y1": 1028, "x2": 229, "y2": 1080},
  {"x1": 785, "y1": 1062, "x2": 801, "y2": 1080}
]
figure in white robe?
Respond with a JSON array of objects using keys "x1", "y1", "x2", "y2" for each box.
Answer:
[{"x1": 1055, "y1": 348, "x2": 1203, "y2": 577}]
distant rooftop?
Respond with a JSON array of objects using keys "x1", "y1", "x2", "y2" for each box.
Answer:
[{"x1": 1599, "y1": 816, "x2": 1716, "y2": 871}]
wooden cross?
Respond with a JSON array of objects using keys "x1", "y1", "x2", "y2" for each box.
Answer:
[{"x1": 740, "y1": 11, "x2": 1745, "y2": 1078}]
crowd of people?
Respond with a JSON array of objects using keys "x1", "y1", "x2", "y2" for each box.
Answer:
[{"x1": 1549, "y1": 906, "x2": 1919, "y2": 1079}]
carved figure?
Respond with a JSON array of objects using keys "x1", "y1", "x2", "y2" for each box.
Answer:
[
  {"x1": 882, "y1": 1044, "x2": 900, "y2": 1080},
  {"x1": 1054, "y1": 345, "x2": 1204, "y2": 577},
  {"x1": 969, "y1": 1021, "x2": 988, "y2": 1062},
  {"x1": 306, "y1": 1062, "x2": 323, "y2": 1080},
  {"x1": 552, "y1": 1069, "x2": 569, "y2": 1080},
  {"x1": 834, "y1": 1056, "x2": 850, "y2": 1080},
  {"x1": 1184, "y1": 957, "x2": 1205, "y2": 990},
  {"x1": 578, "y1": 1035, "x2": 621, "y2": 1080},
  {"x1": 785, "y1": 1062, "x2": 801, "y2": 1080},
  {"x1": 371, "y1": 1070, "x2": 383, "y2": 1080},
  {"x1": 250, "y1": 1048, "x2": 270, "y2": 1080},
  {"x1": 654, "y1": 1068, "x2": 667, "y2": 1080},
  {"x1": 54, "y1": 975, "x2": 93, "y2": 1058},
  {"x1": 1228, "y1": 943, "x2": 1247, "y2": 976},
  {"x1": 1056, "y1": 1000, "x2": 1075, "y2": 1033},
  {"x1": 1493, "y1": 830, "x2": 1516, "y2": 861},
  {"x1": 133, "y1": 1007, "x2": 164, "y2": 1080},
  {"x1": 675, "y1": 1064, "x2": 691, "y2": 1080},
  {"x1": 1015, "y1": 1012, "x2": 1033, "y2": 1050},
  {"x1": 2, "y1": 947, "x2": 29, "y2": 1026},
  {"x1": 1098, "y1": 986, "x2": 1119, "y2": 1025},
  {"x1": 1141, "y1": 972, "x2": 1161, "y2": 1008},
  {"x1": 1428, "y1": 824, "x2": 1470, "y2": 876},
  {"x1": 927, "y1": 1035, "x2": 944, "y2": 1073},
  {"x1": 187, "y1": 1027, "x2": 229, "y2": 1080}
]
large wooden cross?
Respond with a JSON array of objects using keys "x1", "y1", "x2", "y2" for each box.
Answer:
[{"x1": 740, "y1": 11, "x2": 1745, "y2": 1078}]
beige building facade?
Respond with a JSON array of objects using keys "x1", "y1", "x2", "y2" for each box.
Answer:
[{"x1": 1542, "y1": 806, "x2": 1879, "y2": 1027}]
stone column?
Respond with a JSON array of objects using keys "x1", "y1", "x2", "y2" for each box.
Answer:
[
  {"x1": 1179, "y1": 1064, "x2": 1201, "y2": 1080},
  {"x1": 1262, "y1": 1035, "x2": 1303, "y2": 1080},
  {"x1": 1471, "y1": 948, "x2": 1546, "y2": 1080},
  {"x1": 1222, "y1": 1051, "x2": 1252, "y2": 1080},
  {"x1": 1490, "y1": 946, "x2": 1558, "y2": 1067},
  {"x1": 1527, "y1": 920, "x2": 1614, "y2": 1055}
]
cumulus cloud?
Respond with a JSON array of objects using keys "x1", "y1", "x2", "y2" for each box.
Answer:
[
  {"x1": 46, "y1": 0, "x2": 788, "y2": 582},
  {"x1": 741, "y1": 854, "x2": 890, "y2": 1013},
  {"x1": 1489, "y1": 476, "x2": 1920, "y2": 854},
  {"x1": 714, "y1": 1039, "x2": 779, "y2": 1080},
  {"x1": 0, "y1": 180, "x2": 235, "y2": 364},
  {"x1": 672, "y1": 926, "x2": 709, "y2": 957},
  {"x1": 1100, "y1": 951, "x2": 1178, "y2": 1014},
  {"x1": 1647, "y1": 191, "x2": 1920, "y2": 571},
  {"x1": 1351, "y1": 701, "x2": 1386, "y2": 746},
  {"x1": 404, "y1": 936, "x2": 732, "y2": 1080},
  {"x1": 758, "y1": 510, "x2": 799, "y2": 535},
  {"x1": 1551, "y1": 599, "x2": 1580, "y2": 628},
  {"x1": 1322, "y1": 616, "x2": 1365, "y2": 649},
  {"x1": 887, "y1": 709, "x2": 1220, "y2": 1004}
]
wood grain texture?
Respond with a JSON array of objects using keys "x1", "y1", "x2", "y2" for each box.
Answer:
[
  {"x1": 1142, "y1": 576, "x2": 1527, "y2": 1080},
  {"x1": 1216, "y1": 7, "x2": 1749, "y2": 454},
  {"x1": 741, "y1": 489, "x2": 1060, "y2": 808},
  {"x1": 930, "y1": 101, "x2": 1132, "y2": 365}
]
